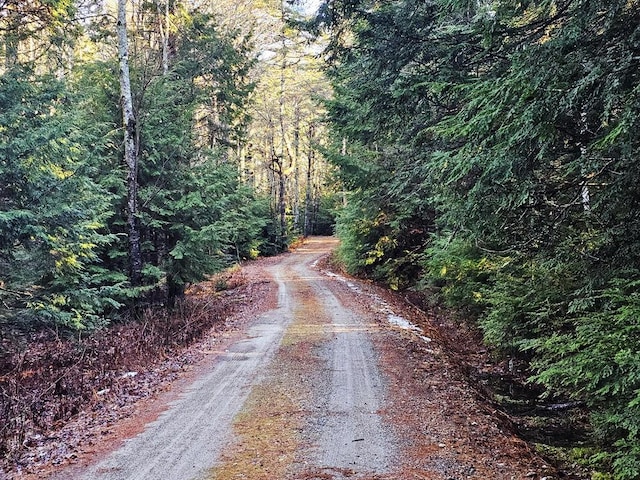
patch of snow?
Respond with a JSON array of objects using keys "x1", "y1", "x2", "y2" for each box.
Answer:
[
  {"x1": 323, "y1": 269, "x2": 432, "y2": 345},
  {"x1": 387, "y1": 314, "x2": 418, "y2": 331},
  {"x1": 346, "y1": 282, "x2": 362, "y2": 293},
  {"x1": 386, "y1": 315, "x2": 432, "y2": 343}
]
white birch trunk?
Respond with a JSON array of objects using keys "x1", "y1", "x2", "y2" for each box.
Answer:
[
  {"x1": 156, "y1": 0, "x2": 170, "y2": 75},
  {"x1": 117, "y1": 0, "x2": 142, "y2": 286}
]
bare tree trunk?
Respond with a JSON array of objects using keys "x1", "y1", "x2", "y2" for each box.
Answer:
[
  {"x1": 277, "y1": 0, "x2": 288, "y2": 245},
  {"x1": 292, "y1": 104, "x2": 300, "y2": 232},
  {"x1": 117, "y1": 0, "x2": 142, "y2": 286},
  {"x1": 238, "y1": 139, "x2": 246, "y2": 181},
  {"x1": 578, "y1": 110, "x2": 591, "y2": 213},
  {"x1": 267, "y1": 128, "x2": 277, "y2": 216},
  {"x1": 303, "y1": 123, "x2": 315, "y2": 236},
  {"x1": 4, "y1": 14, "x2": 19, "y2": 69},
  {"x1": 156, "y1": 0, "x2": 170, "y2": 75},
  {"x1": 279, "y1": 157, "x2": 286, "y2": 243}
]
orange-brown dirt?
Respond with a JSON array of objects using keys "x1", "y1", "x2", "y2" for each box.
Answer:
[{"x1": 1, "y1": 238, "x2": 579, "y2": 479}]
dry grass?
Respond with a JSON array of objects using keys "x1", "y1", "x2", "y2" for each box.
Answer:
[
  {"x1": 210, "y1": 383, "x2": 303, "y2": 480},
  {"x1": 209, "y1": 273, "x2": 331, "y2": 479}
]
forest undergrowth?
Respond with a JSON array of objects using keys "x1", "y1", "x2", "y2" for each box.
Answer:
[
  {"x1": 323, "y1": 251, "x2": 591, "y2": 478},
  {"x1": 0, "y1": 269, "x2": 256, "y2": 475},
  {"x1": 404, "y1": 291, "x2": 594, "y2": 479},
  {"x1": 1, "y1": 248, "x2": 594, "y2": 479}
]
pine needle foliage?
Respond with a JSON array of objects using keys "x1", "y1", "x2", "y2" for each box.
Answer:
[
  {"x1": 0, "y1": 4, "x2": 270, "y2": 332},
  {"x1": 0, "y1": 67, "x2": 124, "y2": 330},
  {"x1": 323, "y1": 0, "x2": 640, "y2": 474}
]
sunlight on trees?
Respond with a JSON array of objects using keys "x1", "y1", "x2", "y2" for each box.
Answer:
[
  {"x1": 321, "y1": 0, "x2": 640, "y2": 476},
  {"x1": 4, "y1": 0, "x2": 640, "y2": 477},
  {"x1": 0, "y1": 0, "x2": 339, "y2": 330},
  {"x1": 0, "y1": 0, "x2": 330, "y2": 329},
  {"x1": 206, "y1": 0, "x2": 337, "y2": 249}
]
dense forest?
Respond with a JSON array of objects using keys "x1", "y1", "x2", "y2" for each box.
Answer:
[
  {"x1": 319, "y1": 0, "x2": 640, "y2": 478},
  {"x1": 2, "y1": 0, "x2": 640, "y2": 478},
  {"x1": 0, "y1": 0, "x2": 335, "y2": 467},
  {"x1": 0, "y1": 0, "x2": 335, "y2": 331}
]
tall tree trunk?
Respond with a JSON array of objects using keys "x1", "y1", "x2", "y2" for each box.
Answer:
[
  {"x1": 117, "y1": 0, "x2": 142, "y2": 286},
  {"x1": 303, "y1": 123, "x2": 315, "y2": 236},
  {"x1": 292, "y1": 104, "x2": 300, "y2": 232},
  {"x1": 4, "y1": 14, "x2": 19, "y2": 69},
  {"x1": 277, "y1": 0, "x2": 288, "y2": 245},
  {"x1": 279, "y1": 157, "x2": 286, "y2": 243},
  {"x1": 578, "y1": 109, "x2": 591, "y2": 213},
  {"x1": 155, "y1": 0, "x2": 171, "y2": 75}
]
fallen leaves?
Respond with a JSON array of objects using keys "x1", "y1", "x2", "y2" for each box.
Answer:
[{"x1": 0, "y1": 262, "x2": 275, "y2": 477}]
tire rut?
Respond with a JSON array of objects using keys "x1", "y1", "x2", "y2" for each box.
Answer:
[
  {"x1": 48, "y1": 237, "x2": 551, "y2": 480},
  {"x1": 211, "y1": 238, "x2": 396, "y2": 479}
]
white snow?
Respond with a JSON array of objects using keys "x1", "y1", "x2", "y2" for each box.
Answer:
[{"x1": 323, "y1": 270, "x2": 432, "y2": 344}]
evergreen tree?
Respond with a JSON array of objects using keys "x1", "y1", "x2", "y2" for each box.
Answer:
[
  {"x1": 121, "y1": 3, "x2": 267, "y2": 304},
  {"x1": 0, "y1": 1, "x2": 272, "y2": 329},
  {"x1": 322, "y1": 0, "x2": 442, "y2": 287},
  {"x1": 0, "y1": 67, "x2": 124, "y2": 330},
  {"x1": 322, "y1": 0, "x2": 640, "y2": 475}
]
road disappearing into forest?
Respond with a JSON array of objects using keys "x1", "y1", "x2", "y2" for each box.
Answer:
[{"x1": 50, "y1": 237, "x2": 551, "y2": 480}]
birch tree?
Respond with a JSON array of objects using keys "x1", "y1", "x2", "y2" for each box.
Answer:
[{"x1": 117, "y1": 0, "x2": 142, "y2": 286}]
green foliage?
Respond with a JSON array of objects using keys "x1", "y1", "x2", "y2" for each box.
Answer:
[
  {"x1": 334, "y1": 180, "x2": 431, "y2": 290},
  {"x1": 0, "y1": 0, "x2": 80, "y2": 67},
  {"x1": 525, "y1": 275, "x2": 640, "y2": 478},
  {"x1": 324, "y1": 0, "x2": 640, "y2": 475},
  {"x1": 0, "y1": 5, "x2": 268, "y2": 330},
  {"x1": 420, "y1": 237, "x2": 494, "y2": 314},
  {"x1": 334, "y1": 154, "x2": 422, "y2": 284},
  {"x1": 142, "y1": 157, "x2": 268, "y2": 297},
  {"x1": 0, "y1": 67, "x2": 124, "y2": 330},
  {"x1": 312, "y1": 192, "x2": 340, "y2": 236},
  {"x1": 131, "y1": 18, "x2": 266, "y2": 302},
  {"x1": 173, "y1": 9, "x2": 256, "y2": 143}
]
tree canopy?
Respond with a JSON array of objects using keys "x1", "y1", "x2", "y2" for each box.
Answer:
[
  {"x1": 0, "y1": 0, "x2": 276, "y2": 330},
  {"x1": 0, "y1": 0, "x2": 337, "y2": 328},
  {"x1": 321, "y1": 0, "x2": 640, "y2": 477}
]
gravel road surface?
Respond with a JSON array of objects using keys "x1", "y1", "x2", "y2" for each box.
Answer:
[{"x1": 50, "y1": 237, "x2": 551, "y2": 480}]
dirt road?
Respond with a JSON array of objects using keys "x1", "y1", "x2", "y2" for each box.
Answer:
[{"x1": 50, "y1": 237, "x2": 551, "y2": 480}]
